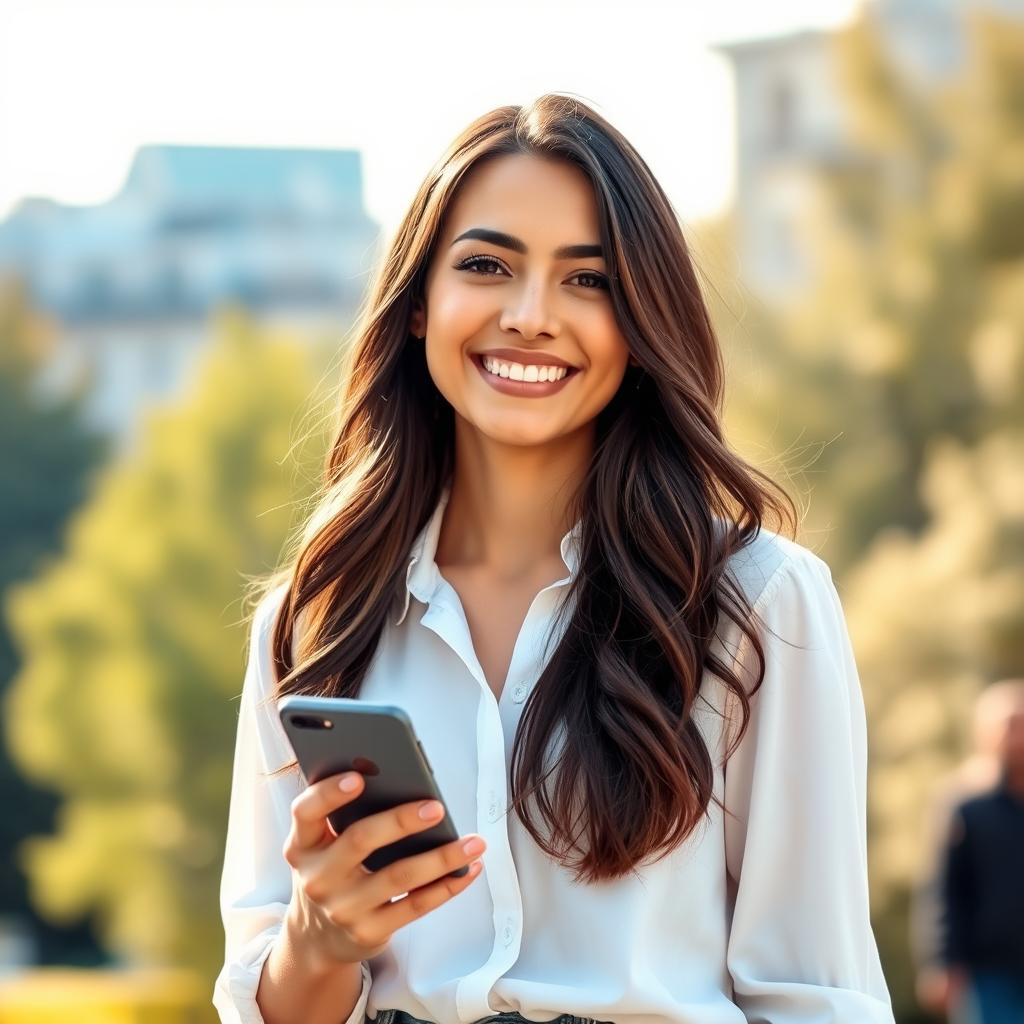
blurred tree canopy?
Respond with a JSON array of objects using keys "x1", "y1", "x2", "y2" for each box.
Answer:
[
  {"x1": 717, "y1": 9, "x2": 1024, "y2": 574},
  {"x1": 0, "y1": 278, "x2": 109, "y2": 963},
  {"x1": 2, "y1": 306, "x2": 332, "y2": 978},
  {"x1": 712, "y1": 8, "x2": 1024, "y2": 1019}
]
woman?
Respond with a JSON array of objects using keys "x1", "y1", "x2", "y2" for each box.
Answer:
[{"x1": 213, "y1": 94, "x2": 896, "y2": 1024}]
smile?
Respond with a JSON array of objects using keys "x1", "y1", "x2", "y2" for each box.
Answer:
[{"x1": 470, "y1": 353, "x2": 580, "y2": 398}]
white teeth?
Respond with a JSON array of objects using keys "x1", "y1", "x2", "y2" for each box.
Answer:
[{"x1": 481, "y1": 356, "x2": 569, "y2": 382}]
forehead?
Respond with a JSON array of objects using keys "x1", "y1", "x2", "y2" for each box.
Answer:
[{"x1": 441, "y1": 152, "x2": 601, "y2": 245}]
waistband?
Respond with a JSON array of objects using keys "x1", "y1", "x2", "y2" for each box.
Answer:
[{"x1": 370, "y1": 1010, "x2": 611, "y2": 1024}]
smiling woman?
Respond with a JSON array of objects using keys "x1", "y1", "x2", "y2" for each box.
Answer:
[
  {"x1": 410, "y1": 153, "x2": 630, "y2": 423},
  {"x1": 213, "y1": 94, "x2": 896, "y2": 1024}
]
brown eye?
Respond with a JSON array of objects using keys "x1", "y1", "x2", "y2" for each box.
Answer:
[
  {"x1": 455, "y1": 255, "x2": 507, "y2": 276},
  {"x1": 571, "y1": 271, "x2": 609, "y2": 290}
]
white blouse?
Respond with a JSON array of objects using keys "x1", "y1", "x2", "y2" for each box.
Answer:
[{"x1": 213, "y1": 483, "x2": 896, "y2": 1024}]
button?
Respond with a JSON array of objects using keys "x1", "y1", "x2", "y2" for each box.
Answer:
[{"x1": 512, "y1": 683, "x2": 527, "y2": 703}]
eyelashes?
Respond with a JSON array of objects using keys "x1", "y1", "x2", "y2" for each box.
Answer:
[{"x1": 454, "y1": 253, "x2": 610, "y2": 291}]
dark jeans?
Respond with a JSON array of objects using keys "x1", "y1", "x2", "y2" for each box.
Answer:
[
  {"x1": 368, "y1": 1010, "x2": 612, "y2": 1024},
  {"x1": 953, "y1": 968, "x2": 1024, "y2": 1024}
]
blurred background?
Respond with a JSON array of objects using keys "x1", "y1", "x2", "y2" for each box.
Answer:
[{"x1": 1, "y1": 0, "x2": 1022, "y2": 1021}]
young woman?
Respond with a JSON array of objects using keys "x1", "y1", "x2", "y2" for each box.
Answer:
[{"x1": 213, "y1": 94, "x2": 896, "y2": 1024}]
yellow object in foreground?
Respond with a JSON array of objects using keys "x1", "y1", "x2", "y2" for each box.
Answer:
[{"x1": 0, "y1": 968, "x2": 212, "y2": 1024}]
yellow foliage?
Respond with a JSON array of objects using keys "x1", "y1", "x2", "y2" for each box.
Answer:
[
  {"x1": 2, "y1": 307, "x2": 331, "y2": 979},
  {"x1": 0, "y1": 968, "x2": 211, "y2": 1024}
]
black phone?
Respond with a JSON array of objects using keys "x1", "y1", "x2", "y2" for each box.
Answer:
[{"x1": 277, "y1": 695, "x2": 468, "y2": 878}]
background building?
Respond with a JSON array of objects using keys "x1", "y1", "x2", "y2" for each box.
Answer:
[
  {"x1": 714, "y1": 0, "x2": 1024, "y2": 301},
  {"x1": 0, "y1": 144, "x2": 379, "y2": 453}
]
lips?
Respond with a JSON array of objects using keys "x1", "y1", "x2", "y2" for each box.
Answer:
[
  {"x1": 469, "y1": 352, "x2": 580, "y2": 396},
  {"x1": 470, "y1": 353, "x2": 580, "y2": 379},
  {"x1": 473, "y1": 348, "x2": 580, "y2": 371}
]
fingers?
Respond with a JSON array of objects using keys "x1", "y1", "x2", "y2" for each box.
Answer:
[
  {"x1": 281, "y1": 771, "x2": 488, "y2": 955},
  {"x1": 333, "y1": 795, "x2": 451, "y2": 875},
  {"x1": 367, "y1": 829, "x2": 485, "y2": 907},
  {"x1": 314, "y1": 795, "x2": 487, "y2": 912},
  {"x1": 368, "y1": 853, "x2": 484, "y2": 940},
  {"x1": 284, "y1": 771, "x2": 364, "y2": 864},
  {"x1": 329, "y1": 843, "x2": 485, "y2": 949}
]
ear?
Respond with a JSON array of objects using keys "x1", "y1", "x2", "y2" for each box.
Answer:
[{"x1": 409, "y1": 299, "x2": 426, "y2": 340}]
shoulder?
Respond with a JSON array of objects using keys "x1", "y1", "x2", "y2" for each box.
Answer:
[
  {"x1": 251, "y1": 581, "x2": 290, "y2": 640},
  {"x1": 954, "y1": 787, "x2": 1007, "y2": 823},
  {"x1": 245, "y1": 581, "x2": 291, "y2": 676},
  {"x1": 715, "y1": 516, "x2": 834, "y2": 613},
  {"x1": 237, "y1": 581, "x2": 297, "y2": 774}
]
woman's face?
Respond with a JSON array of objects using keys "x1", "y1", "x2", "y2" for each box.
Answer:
[{"x1": 410, "y1": 152, "x2": 633, "y2": 449}]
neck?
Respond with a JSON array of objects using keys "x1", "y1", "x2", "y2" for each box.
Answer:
[
  {"x1": 1003, "y1": 764, "x2": 1024, "y2": 798},
  {"x1": 436, "y1": 417, "x2": 594, "y2": 580}
]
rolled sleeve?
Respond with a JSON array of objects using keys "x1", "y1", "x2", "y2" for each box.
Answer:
[
  {"x1": 212, "y1": 584, "x2": 372, "y2": 1024},
  {"x1": 722, "y1": 551, "x2": 895, "y2": 1022}
]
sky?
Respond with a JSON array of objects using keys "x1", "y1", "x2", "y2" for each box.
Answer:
[{"x1": 0, "y1": 0, "x2": 862, "y2": 238}]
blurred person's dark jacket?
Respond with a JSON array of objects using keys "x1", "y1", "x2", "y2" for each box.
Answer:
[{"x1": 938, "y1": 771, "x2": 1024, "y2": 973}]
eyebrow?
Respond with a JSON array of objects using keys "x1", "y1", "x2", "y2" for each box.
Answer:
[{"x1": 450, "y1": 227, "x2": 603, "y2": 260}]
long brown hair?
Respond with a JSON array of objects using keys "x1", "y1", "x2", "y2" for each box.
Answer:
[{"x1": 249, "y1": 93, "x2": 798, "y2": 884}]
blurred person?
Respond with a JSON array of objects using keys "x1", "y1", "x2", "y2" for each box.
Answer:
[
  {"x1": 912, "y1": 683, "x2": 1008, "y2": 1013},
  {"x1": 920, "y1": 679, "x2": 1024, "y2": 1022},
  {"x1": 213, "y1": 94, "x2": 895, "y2": 1024}
]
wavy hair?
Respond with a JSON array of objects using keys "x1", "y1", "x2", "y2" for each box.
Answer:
[{"x1": 250, "y1": 93, "x2": 798, "y2": 883}]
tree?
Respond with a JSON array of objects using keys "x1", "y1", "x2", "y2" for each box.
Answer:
[
  {"x1": 713, "y1": 10, "x2": 1024, "y2": 1018},
  {"x1": 0, "y1": 277, "x2": 109, "y2": 964},
  {"x1": 3, "y1": 305, "x2": 332, "y2": 979},
  {"x1": 718, "y1": 9, "x2": 1024, "y2": 579}
]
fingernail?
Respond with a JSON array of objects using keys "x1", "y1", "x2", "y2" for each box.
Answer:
[
  {"x1": 339, "y1": 774, "x2": 360, "y2": 792},
  {"x1": 462, "y1": 837, "x2": 485, "y2": 856},
  {"x1": 418, "y1": 800, "x2": 443, "y2": 819}
]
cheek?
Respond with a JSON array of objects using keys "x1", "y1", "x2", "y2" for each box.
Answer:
[
  {"x1": 429, "y1": 281, "x2": 493, "y2": 340},
  {"x1": 581, "y1": 311, "x2": 630, "y2": 370}
]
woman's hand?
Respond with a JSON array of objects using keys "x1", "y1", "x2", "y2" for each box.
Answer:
[{"x1": 282, "y1": 771, "x2": 486, "y2": 965}]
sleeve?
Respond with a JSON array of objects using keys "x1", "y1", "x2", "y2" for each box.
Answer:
[
  {"x1": 212, "y1": 585, "x2": 373, "y2": 1024},
  {"x1": 722, "y1": 550, "x2": 896, "y2": 1023},
  {"x1": 937, "y1": 802, "x2": 973, "y2": 968}
]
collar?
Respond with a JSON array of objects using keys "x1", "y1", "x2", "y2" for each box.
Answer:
[{"x1": 391, "y1": 481, "x2": 582, "y2": 626}]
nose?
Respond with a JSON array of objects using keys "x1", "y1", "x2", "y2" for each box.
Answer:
[{"x1": 498, "y1": 279, "x2": 560, "y2": 340}]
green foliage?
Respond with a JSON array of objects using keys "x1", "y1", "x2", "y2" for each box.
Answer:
[
  {"x1": 0, "y1": 278, "x2": 109, "y2": 962},
  {"x1": 2, "y1": 305, "x2": 331, "y2": 979},
  {"x1": 823, "y1": 15, "x2": 1024, "y2": 1017},
  {"x1": 711, "y1": 10, "x2": 1024, "y2": 1019}
]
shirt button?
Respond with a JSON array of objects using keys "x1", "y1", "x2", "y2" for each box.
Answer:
[{"x1": 512, "y1": 683, "x2": 527, "y2": 703}]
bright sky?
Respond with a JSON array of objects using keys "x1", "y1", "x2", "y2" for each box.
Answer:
[{"x1": 0, "y1": 0, "x2": 862, "y2": 237}]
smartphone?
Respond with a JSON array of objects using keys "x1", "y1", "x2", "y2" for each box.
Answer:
[{"x1": 277, "y1": 694, "x2": 468, "y2": 878}]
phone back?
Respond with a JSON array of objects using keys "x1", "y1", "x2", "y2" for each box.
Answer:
[{"x1": 277, "y1": 694, "x2": 466, "y2": 876}]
